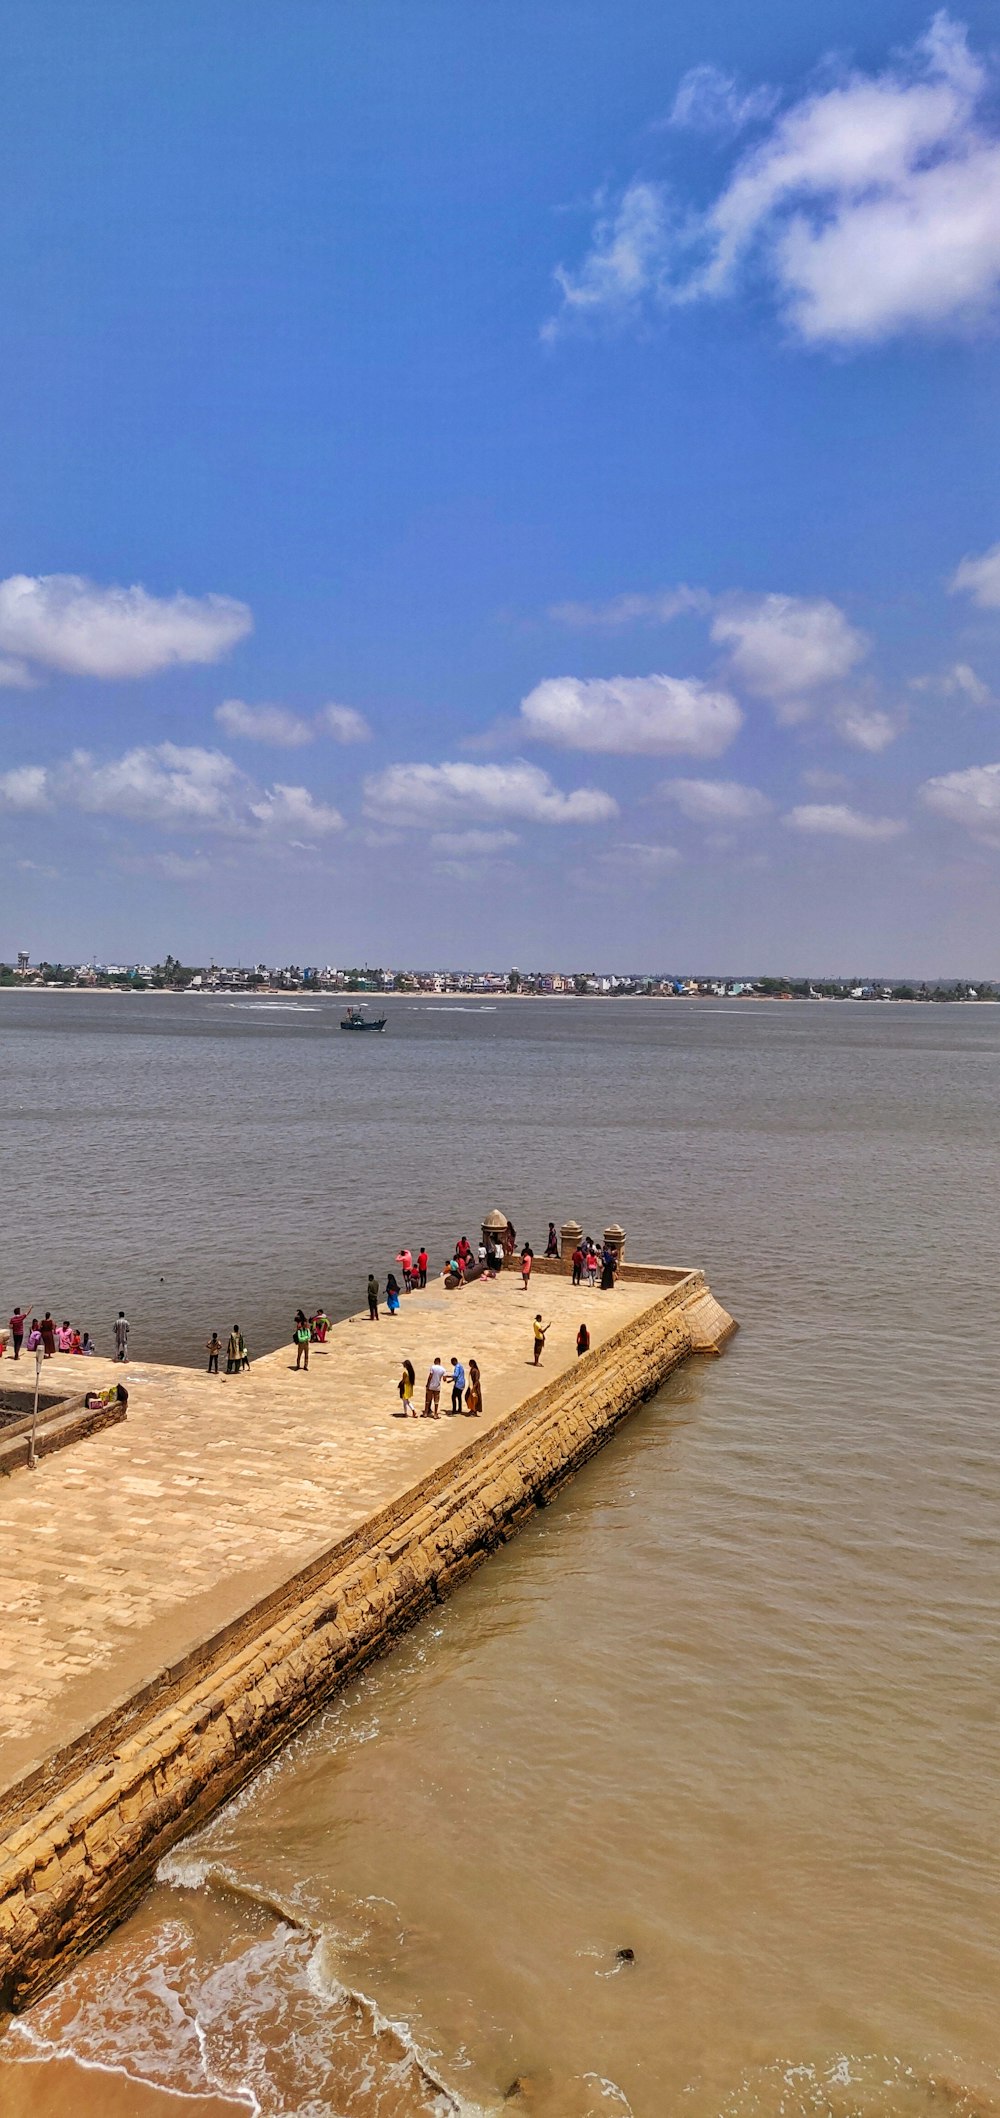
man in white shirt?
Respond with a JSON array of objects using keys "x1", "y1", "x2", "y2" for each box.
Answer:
[
  {"x1": 424, "y1": 1357, "x2": 446, "y2": 1418},
  {"x1": 113, "y1": 1310, "x2": 130, "y2": 1362}
]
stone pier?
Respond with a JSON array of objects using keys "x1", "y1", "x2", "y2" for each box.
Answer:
[{"x1": 0, "y1": 1245, "x2": 735, "y2": 2011}]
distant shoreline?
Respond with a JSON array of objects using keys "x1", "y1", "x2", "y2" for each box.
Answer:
[{"x1": 0, "y1": 985, "x2": 998, "y2": 1006}]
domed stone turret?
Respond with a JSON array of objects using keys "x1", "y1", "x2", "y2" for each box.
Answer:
[{"x1": 482, "y1": 1207, "x2": 509, "y2": 1249}]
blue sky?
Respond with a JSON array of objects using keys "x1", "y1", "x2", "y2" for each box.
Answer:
[{"x1": 2, "y1": 0, "x2": 1000, "y2": 971}]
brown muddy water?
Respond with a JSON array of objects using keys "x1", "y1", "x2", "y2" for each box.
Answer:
[{"x1": 0, "y1": 992, "x2": 997, "y2": 2117}]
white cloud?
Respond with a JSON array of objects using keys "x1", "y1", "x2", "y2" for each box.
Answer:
[
  {"x1": 248, "y1": 784, "x2": 344, "y2": 835},
  {"x1": 784, "y1": 802, "x2": 906, "y2": 840},
  {"x1": 430, "y1": 828, "x2": 519, "y2": 855},
  {"x1": 0, "y1": 575, "x2": 251, "y2": 679},
  {"x1": 945, "y1": 661, "x2": 990, "y2": 702},
  {"x1": 544, "y1": 180, "x2": 672, "y2": 337},
  {"x1": 216, "y1": 699, "x2": 313, "y2": 746},
  {"x1": 831, "y1": 701, "x2": 900, "y2": 752},
  {"x1": 660, "y1": 776, "x2": 772, "y2": 822},
  {"x1": 549, "y1": 14, "x2": 1000, "y2": 346},
  {"x1": 73, "y1": 743, "x2": 240, "y2": 822},
  {"x1": 364, "y1": 760, "x2": 618, "y2": 827},
  {"x1": 0, "y1": 765, "x2": 49, "y2": 810},
  {"x1": 921, "y1": 760, "x2": 1000, "y2": 839},
  {"x1": 604, "y1": 840, "x2": 682, "y2": 871},
  {"x1": 519, "y1": 672, "x2": 741, "y2": 755},
  {"x1": 711, "y1": 593, "x2": 868, "y2": 717},
  {"x1": 547, "y1": 585, "x2": 710, "y2": 627},
  {"x1": 320, "y1": 703, "x2": 372, "y2": 743},
  {"x1": 123, "y1": 851, "x2": 214, "y2": 882},
  {"x1": 0, "y1": 656, "x2": 35, "y2": 689},
  {"x1": 949, "y1": 541, "x2": 1000, "y2": 608},
  {"x1": 669, "y1": 63, "x2": 778, "y2": 136},
  {"x1": 215, "y1": 698, "x2": 372, "y2": 747}
]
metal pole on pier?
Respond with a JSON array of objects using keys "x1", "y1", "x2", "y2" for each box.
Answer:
[{"x1": 27, "y1": 1343, "x2": 43, "y2": 1470}]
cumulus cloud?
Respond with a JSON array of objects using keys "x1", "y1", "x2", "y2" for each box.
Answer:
[
  {"x1": 660, "y1": 776, "x2": 772, "y2": 822},
  {"x1": 215, "y1": 698, "x2": 372, "y2": 747},
  {"x1": 0, "y1": 765, "x2": 49, "y2": 810},
  {"x1": 711, "y1": 593, "x2": 869, "y2": 717},
  {"x1": 949, "y1": 541, "x2": 1000, "y2": 607},
  {"x1": 73, "y1": 743, "x2": 240, "y2": 822},
  {"x1": 248, "y1": 784, "x2": 344, "y2": 835},
  {"x1": 364, "y1": 760, "x2": 617, "y2": 827},
  {"x1": 320, "y1": 703, "x2": 372, "y2": 743},
  {"x1": 519, "y1": 672, "x2": 741, "y2": 756},
  {"x1": 669, "y1": 63, "x2": 778, "y2": 136},
  {"x1": 0, "y1": 575, "x2": 251, "y2": 679},
  {"x1": 784, "y1": 802, "x2": 906, "y2": 839},
  {"x1": 57, "y1": 741, "x2": 342, "y2": 842},
  {"x1": 831, "y1": 701, "x2": 901, "y2": 752},
  {"x1": 547, "y1": 584, "x2": 710, "y2": 627},
  {"x1": 548, "y1": 14, "x2": 1000, "y2": 346},
  {"x1": 216, "y1": 699, "x2": 313, "y2": 746},
  {"x1": 921, "y1": 760, "x2": 1000, "y2": 840}
]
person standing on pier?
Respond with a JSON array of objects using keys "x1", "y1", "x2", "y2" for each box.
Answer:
[
  {"x1": 398, "y1": 1359, "x2": 416, "y2": 1415},
  {"x1": 367, "y1": 1274, "x2": 380, "y2": 1321},
  {"x1": 239, "y1": 1329, "x2": 251, "y2": 1371},
  {"x1": 396, "y1": 1248, "x2": 413, "y2": 1292},
  {"x1": 113, "y1": 1309, "x2": 129, "y2": 1362},
  {"x1": 466, "y1": 1357, "x2": 482, "y2": 1416},
  {"x1": 571, "y1": 1244, "x2": 584, "y2": 1287},
  {"x1": 294, "y1": 1312, "x2": 311, "y2": 1369},
  {"x1": 226, "y1": 1325, "x2": 241, "y2": 1374},
  {"x1": 532, "y1": 1315, "x2": 550, "y2": 1365},
  {"x1": 448, "y1": 1356, "x2": 465, "y2": 1415},
  {"x1": 417, "y1": 1247, "x2": 428, "y2": 1288},
  {"x1": 206, "y1": 1331, "x2": 221, "y2": 1375},
  {"x1": 424, "y1": 1356, "x2": 445, "y2": 1417},
  {"x1": 600, "y1": 1244, "x2": 617, "y2": 1291},
  {"x1": 545, "y1": 1222, "x2": 559, "y2": 1257},
  {"x1": 40, "y1": 1312, "x2": 56, "y2": 1358},
  {"x1": 8, "y1": 1304, "x2": 29, "y2": 1359},
  {"x1": 521, "y1": 1245, "x2": 533, "y2": 1291}
]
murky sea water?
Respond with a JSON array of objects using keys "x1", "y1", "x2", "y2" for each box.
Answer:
[{"x1": 1, "y1": 992, "x2": 998, "y2": 2117}]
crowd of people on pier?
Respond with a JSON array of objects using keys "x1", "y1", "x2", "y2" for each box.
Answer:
[
  {"x1": 3, "y1": 1217, "x2": 619, "y2": 1398},
  {"x1": 1, "y1": 1305, "x2": 113, "y2": 1361},
  {"x1": 277, "y1": 1217, "x2": 618, "y2": 1420}
]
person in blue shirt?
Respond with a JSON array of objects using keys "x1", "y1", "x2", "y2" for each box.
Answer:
[{"x1": 448, "y1": 1356, "x2": 465, "y2": 1415}]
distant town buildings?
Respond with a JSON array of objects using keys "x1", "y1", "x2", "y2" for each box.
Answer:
[{"x1": 0, "y1": 954, "x2": 992, "y2": 1002}]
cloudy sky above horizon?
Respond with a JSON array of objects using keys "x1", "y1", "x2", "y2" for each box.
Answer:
[{"x1": 2, "y1": 2, "x2": 1000, "y2": 972}]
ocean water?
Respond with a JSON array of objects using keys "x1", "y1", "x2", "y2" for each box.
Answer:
[{"x1": 1, "y1": 990, "x2": 998, "y2": 2118}]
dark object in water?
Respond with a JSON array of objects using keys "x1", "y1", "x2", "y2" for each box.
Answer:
[{"x1": 616, "y1": 1946, "x2": 635, "y2": 1963}]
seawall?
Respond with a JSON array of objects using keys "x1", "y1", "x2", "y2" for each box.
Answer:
[{"x1": 0, "y1": 1264, "x2": 735, "y2": 2011}]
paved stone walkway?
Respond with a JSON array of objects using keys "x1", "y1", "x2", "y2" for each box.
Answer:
[{"x1": 0, "y1": 1270, "x2": 663, "y2": 1794}]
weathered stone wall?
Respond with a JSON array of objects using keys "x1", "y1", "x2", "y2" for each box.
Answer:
[{"x1": 0, "y1": 1271, "x2": 735, "y2": 2013}]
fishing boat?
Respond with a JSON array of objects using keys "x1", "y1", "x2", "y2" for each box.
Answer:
[{"x1": 340, "y1": 1004, "x2": 387, "y2": 1032}]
